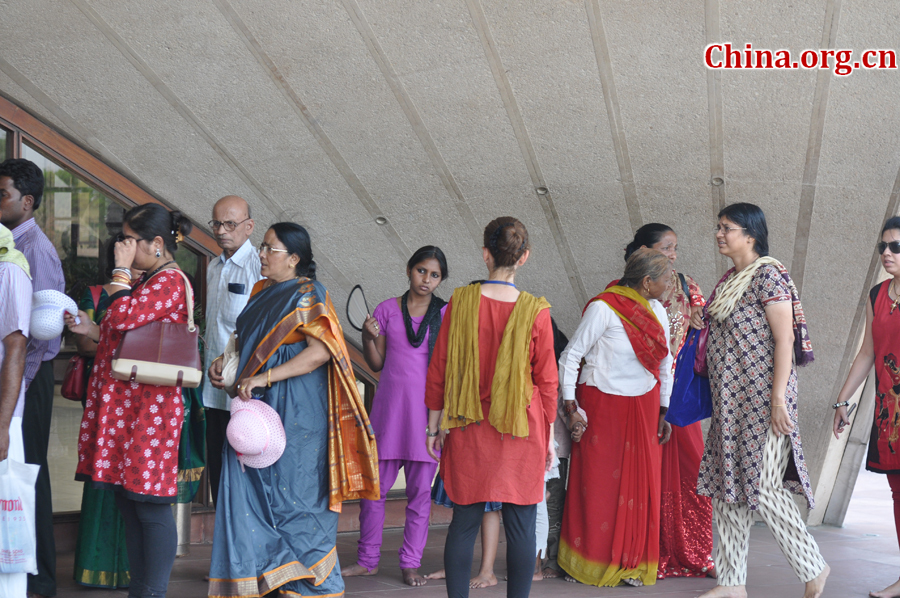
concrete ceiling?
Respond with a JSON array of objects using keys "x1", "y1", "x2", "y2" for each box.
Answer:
[{"x1": 2, "y1": 0, "x2": 899, "y2": 516}]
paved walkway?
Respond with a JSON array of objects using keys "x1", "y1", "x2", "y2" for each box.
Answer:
[{"x1": 55, "y1": 469, "x2": 897, "y2": 597}]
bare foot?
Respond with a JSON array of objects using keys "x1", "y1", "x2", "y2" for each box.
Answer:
[
  {"x1": 803, "y1": 564, "x2": 830, "y2": 598},
  {"x1": 424, "y1": 569, "x2": 445, "y2": 580},
  {"x1": 469, "y1": 572, "x2": 498, "y2": 589},
  {"x1": 565, "y1": 575, "x2": 579, "y2": 584},
  {"x1": 870, "y1": 577, "x2": 900, "y2": 598},
  {"x1": 698, "y1": 585, "x2": 748, "y2": 598},
  {"x1": 341, "y1": 563, "x2": 378, "y2": 577},
  {"x1": 622, "y1": 577, "x2": 644, "y2": 587},
  {"x1": 542, "y1": 567, "x2": 564, "y2": 579},
  {"x1": 402, "y1": 568, "x2": 428, "y2": 587}
]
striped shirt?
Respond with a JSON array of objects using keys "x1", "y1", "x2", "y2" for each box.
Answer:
[
  {"x1": 11, "y1": 218, "x2": 65, "y2": 388},
  {"x1": 202, "y1": 239, "x2": 261, "y2": 410},
  {"x1": 0, "y1": 262, "x2": 33, "y2": 417}
]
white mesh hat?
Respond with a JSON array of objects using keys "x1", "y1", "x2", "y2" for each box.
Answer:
[
  {"x1": 30, "y1": 290, "x2": 79, "y2": 341},
  {"x1": 227, "y1": 396, "x2": 286, "y2": 470}
]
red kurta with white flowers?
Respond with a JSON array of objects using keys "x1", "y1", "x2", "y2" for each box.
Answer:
[{"x1": 76, "y1": 270, "x2": 187, "y2": 500}]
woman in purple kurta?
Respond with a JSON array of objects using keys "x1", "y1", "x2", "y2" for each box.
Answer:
[{"x1": 343, "y1": 246, "x2": 449, "y2": 587}]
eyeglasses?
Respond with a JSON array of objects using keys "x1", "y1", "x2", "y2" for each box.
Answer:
[
  {"x1": 208, "y1": 218, "x2": 250, "y2": 232},
  {"x1": 714, "y1": 225, "x2": 746, "y2": 235},
  {"x1": 115, "y1": 233, "x2": 144, "y2": 243},
  {"x1": 258, "y1": 243, "x2": 290, "y2": 255},
  {"x1": 878, "y1": 241, "x2": 900, "y2": 254}
]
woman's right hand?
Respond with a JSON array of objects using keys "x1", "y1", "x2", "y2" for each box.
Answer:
[
  {"x1": 833, "y1": 405, "x2": 851, "y2": 439},
  {"x1": 568, "y1": 412, "x2": 587, "y2": 443},
  {"x1": 64, "y1": 310, "x2": 92, "y2": 336},
  {"x1": 114, "y1": 237, "x2": 137, "y2": 270},
  {"x1": 361, "y1": 315, "x2": 380, "y2": 342},
  {"x1": 426, "y1": 429, "x2": 445, "y2": 462},
  {"x1": 208, "y1": 357, "x2": 225, "y2": 389}
]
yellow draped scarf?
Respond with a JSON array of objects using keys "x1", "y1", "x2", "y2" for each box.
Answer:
[
  {"x1": 0, "y1": 223, "x2": 31, "y2": 279},
  {"x1": 441, "y1": 284, "x2": 550, "y2": 438}
]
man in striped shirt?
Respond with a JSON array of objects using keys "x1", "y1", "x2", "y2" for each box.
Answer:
[{"x1": 0, "y1": 158, "x2": 65, "y2": 598}]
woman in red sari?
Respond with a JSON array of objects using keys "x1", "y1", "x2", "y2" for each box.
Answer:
[
  {"x1": 623, "y1": 224, "x2": 715, "y2": 580},
  {"x1": 558, "y1": 247, "x2": 674, "y2": 587},
  {"x1": 833, "y1": 216, "x2": 900, "y2": 598}
]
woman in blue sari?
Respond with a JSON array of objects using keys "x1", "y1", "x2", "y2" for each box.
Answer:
[{"x1": 207, "y1": 223, "x2": 379, "y2": 598}]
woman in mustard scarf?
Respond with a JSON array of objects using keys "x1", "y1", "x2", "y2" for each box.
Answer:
[
  {"x1": 557, "y1": 248, "x2": 674, "y2": 588},
  {"x1": 424, "y1": 217, "x2": 558, "y2": 598}
]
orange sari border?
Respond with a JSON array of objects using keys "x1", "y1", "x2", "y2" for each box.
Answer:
[{"x1": 208, "y1": 560, "x2": 314, "y2": 598}]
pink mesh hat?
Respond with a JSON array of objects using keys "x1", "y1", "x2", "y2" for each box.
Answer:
[{"x1": 226, "y1": 398, "x2": 286, "y2": 469}]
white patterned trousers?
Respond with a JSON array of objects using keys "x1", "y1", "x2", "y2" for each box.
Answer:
[{"x1": 712, "y1": 430, "x2": 826, "y2": 586}]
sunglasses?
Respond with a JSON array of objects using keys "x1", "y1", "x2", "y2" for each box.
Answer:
[{"x1": 878, "y1": 241, "x2": 900, "y2": 254}]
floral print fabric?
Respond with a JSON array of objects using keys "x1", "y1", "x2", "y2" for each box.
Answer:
[{"x1": 76, "y1": 271, "x2": 187, "y2": 500}]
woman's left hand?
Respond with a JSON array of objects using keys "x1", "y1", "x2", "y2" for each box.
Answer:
[
  {"x1": 235, "y1": 374, "x2": 266, "y2": 401},
  {"x1": 65, "y1": 310, "x2": 93, "y2": 337},
  {"x1": 657, "y1": 415, "x2": 672, "y2": 445},
  {"x1": 689, "y1": 305, "x2": 705, "y2": 330},
  {"x1": 770, "y1": 403, "x2": 794, "y2": 437}
]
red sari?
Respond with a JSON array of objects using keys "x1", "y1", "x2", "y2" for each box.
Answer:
[
  {"x1": 558, "y1": 287, "x2": 667, "y2": 586},
  {"x1": 658, "y1": 272, "x2": 714, "y2": 578}
]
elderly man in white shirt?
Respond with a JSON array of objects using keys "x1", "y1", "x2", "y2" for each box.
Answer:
[{"x1": 203, "y1": 195, "x2": 261, "y2": 506}]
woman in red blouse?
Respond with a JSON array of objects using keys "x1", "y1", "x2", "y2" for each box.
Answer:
[
  {"x1": 66, "y1": 204, "x2": 193, "y2": 598},
  {"x1": 424, "y1": 217, "x2": 558, "y2": 598}
]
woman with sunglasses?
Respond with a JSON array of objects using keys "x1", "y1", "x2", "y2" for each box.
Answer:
[
  {"x1": 833, "y1": 216, "x2": 900, "y2": 598},
  {"x1": 697, "y1": 203, "x2": 828, "y2": 598},
  {"x1": 65, "y1": 204, "x2": 193, "y2": 598}
]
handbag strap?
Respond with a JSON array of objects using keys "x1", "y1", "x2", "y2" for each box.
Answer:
[{"x1": 145, "y1": 268, "x2": 196, "y2": 332}]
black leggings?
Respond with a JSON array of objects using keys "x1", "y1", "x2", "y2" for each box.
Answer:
[
  {"x1": 114, "y1": 494, "x2": 177, "y2": 598},
  {"x1": 444, "y1": 502, "x2": 536, "y2": 598}
]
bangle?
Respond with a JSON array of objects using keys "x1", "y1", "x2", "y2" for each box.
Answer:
[
  {"x1": 832, "y1": 401, "x2": 850, "y2": 410},
  {"x1": 112, "y1": 267, "x2": 131, "y2": 277},
  {"x1": 267, "y1": 369, "x2": 272, "y2": 387},
  {"x1": 425, "y1": 427, "x2": 439, "y2": 438},
  {"x1": 564, "y1": 401, "x2": 578, "y2": 415},
  {"x1": 771, "y1": 403, "x2": 786, "y2": 408},
  {"x1": 109, "y1": 282, "x2": 131, "y2": 289}
]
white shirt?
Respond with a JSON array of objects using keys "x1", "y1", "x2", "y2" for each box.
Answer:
[
  {"x1": 559, "y1": 298, "x2": 673, "y2": 407},
  {"x1": 0, "y1": 262, "x2": 33, "y2": 418},
  {"x1": 202, "y1": 240, "x2": 261, "y2": 410}
]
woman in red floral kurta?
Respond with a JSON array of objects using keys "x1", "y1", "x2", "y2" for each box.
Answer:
[
  {"x1": 67, "y1": 204, "x2": 194, "y2": 598},
  {"x1": 76, "y1": 267, "x2": 187, "y2": 498}
]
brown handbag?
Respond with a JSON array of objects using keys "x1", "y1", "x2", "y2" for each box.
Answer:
[{"x1": 110, "y1": 269, "x2": 203, "y2": 388}]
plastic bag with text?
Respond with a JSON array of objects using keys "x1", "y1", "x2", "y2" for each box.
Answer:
[{"x1": 0, "y1": 458, "x2": 39, "y2": 574}]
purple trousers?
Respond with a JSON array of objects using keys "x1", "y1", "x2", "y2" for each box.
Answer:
[{"x1": 357, "y1": 458, "x2": 437, "y2": 570}]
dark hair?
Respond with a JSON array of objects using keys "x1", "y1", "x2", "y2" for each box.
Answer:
[
  {"x1": 882, "y1": 216, "x2": 900, "y2": 235},
  {"x1": 483, "y1": 217, "x2": 530, "y2": 268},
  {"x1": 123, "y1": 203, "x2": 193, "y2": 255},
  {"x1": 0, "y1": 158, "x2": 44, "y2": 211},
  {"x1": 618, "y1": 247, "x2": 670, "y2": 289},
  {"x1": 104, "y1": 236, "x2": 118, "y2": 279},
  {"x1": 407, "y1": 246, "x2": 448, "y2": 280},
  {"x1": 718, "y1": 202, "x2": 769, "y2": 257},
  {"x1": 624, "y1": 223, "x2": 674, "y2": 260},
  {"x1": 270, "y1": 222, "x2": 316, "y2": 279}
]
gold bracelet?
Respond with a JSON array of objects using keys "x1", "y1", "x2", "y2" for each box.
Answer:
[
  {"x1": 267, "y1": 369, "x2": 272, "y2": 387},
  {"x1": 771, "y1": 403, "x2": 786, "y2": 407}
]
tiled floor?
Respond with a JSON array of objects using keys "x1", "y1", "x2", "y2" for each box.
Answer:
[{"x1": 54, "y1": 469, "x2": 898, "y2": 597}]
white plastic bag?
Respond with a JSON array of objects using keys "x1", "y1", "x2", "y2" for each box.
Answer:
[{"x1": 0, "y1": 458, "x2": 39, "y2": 574}]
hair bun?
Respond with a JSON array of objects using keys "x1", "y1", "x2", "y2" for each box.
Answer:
[
  {"x1": 305, "y1": 260, "x2": 317, "y2": 280},
  {"x1": 170, "y1": 210, "x2": 193, "y2": 239}
]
